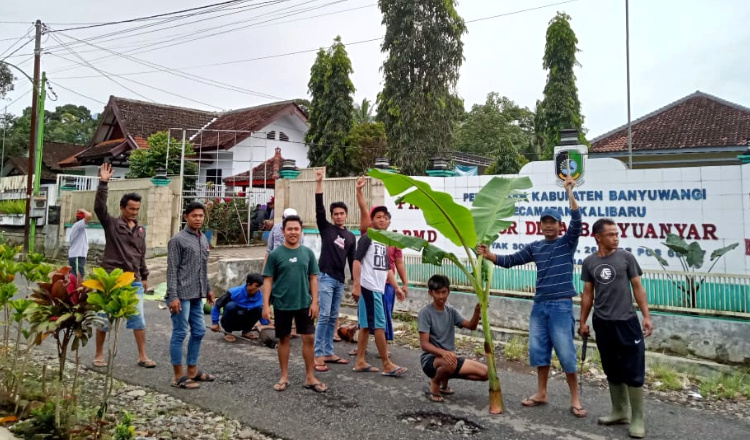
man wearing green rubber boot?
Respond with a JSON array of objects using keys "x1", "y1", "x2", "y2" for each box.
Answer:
[{"x1": 579, "y1": 218, "x2": 654, "y2": 438}]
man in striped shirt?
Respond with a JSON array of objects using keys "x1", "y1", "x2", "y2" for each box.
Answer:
[{"x1": 478, "y1": 176, "x2": 586, "y2": 418}]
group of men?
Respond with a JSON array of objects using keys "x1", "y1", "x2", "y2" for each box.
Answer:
[{"x1": 74, "y1": 164, "x2": 653, "y2": 438}]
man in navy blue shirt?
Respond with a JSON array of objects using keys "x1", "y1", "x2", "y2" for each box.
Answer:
[
  {"x1": 478, "y1": 176, "x2": 586, "y2": 418},
  {"x1": 210, "y1": 273, "x2": 269, "y2": 342}
]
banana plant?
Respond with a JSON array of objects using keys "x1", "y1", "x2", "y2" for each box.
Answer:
[
  {"x1": 642, "y1": 234, "x2": 739, "y2": 308},
  {"x1": 366, "y1": 168, "x2": 532, "y2": 414}
]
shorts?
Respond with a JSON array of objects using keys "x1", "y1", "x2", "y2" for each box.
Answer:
[
  {"x1": 593, "y1": 315, "x2": 646, "y2": 387},
  {"x1": 98, "y1": 281, "x2": 146, "y2": 331},
  {"x1": 274, "y1": 308, "x2": 315, "y2": 339},
  {"x1": 420, "y1": 353, "x2": 466, "y2": 379},
  {"x1": 358, "y1": 287, "x2": 386, "y2": 331},
  {"x1": 528, "y1": 299, "x2": 577, "y2": 373}
]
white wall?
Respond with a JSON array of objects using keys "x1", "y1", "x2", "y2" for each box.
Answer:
[{"x1": 387, "y1": 158, "x2": 749, "y2": 275}]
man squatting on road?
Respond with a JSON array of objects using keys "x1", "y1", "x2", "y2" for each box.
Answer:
[
  {"x1": 478, "y1": 175, "x2": 587, "y2": 418},
  {"x1": 210, "y1": 273, "x2": 270, "y2": 343},
  {"x1": 579, "y1": 218, "x2": 654, "y2": 438}
]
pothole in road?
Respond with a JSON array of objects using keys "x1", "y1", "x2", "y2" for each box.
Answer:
[{"x1": 398, "y1": 411, "x2": 482, "y2": 436}]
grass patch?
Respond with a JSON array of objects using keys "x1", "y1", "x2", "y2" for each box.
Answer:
[
  {"x1": 502, "y1": 336, "x2": 528, "y2": 362},
  {"x1": 392, "y1": 312, "x2": 417, "y2": 323},
  {"x1": 700, "y1": 373, "x2": 750, "y2": 400},
  {"x1": 647, "y1": 363, "x2": 686, "y2": 391},
  {"x1": 0, "y1": 199, "x2": 27, "y2": 215}
]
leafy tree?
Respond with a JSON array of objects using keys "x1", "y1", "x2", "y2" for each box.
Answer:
[
  {"x1": 127, "y1": 131, "x2": 197, "y2": 187},
  {"x1": 3, "y1": 104, "x2": 100, "y2": 157},
  {"x1": 484, "y1": 139, "x2": 528, "y2": 175},
  {"x1": 352, "y1": 98, "x2": 374, "y2": 125},
  {"x1": 293, "y1": 98, "x2": 311, "y2": 116},
  {"x1": 536, "y1": 12, "x2": 587, "y2": 160},
  {"x1": 305, "y1": 36, "x2": 356, "y2": 177},
  {"x1": 377, "y1": 0, "x2": 466, "y2": 175},
  {"x1": 0, "y1": 63, "x2": 13, "y2": 99},
  {"x1": 346, "y1": 121, "x2": 388, "y2": 174}
]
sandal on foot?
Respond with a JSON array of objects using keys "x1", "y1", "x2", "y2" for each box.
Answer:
[
  {"x1": 273, "y1": 381, "x2": 289, "y2": 392},
  {"x1": 424, "y1": 390, "x2": 444, "y2": 403},
  {"x1": 137, "y1": 359, "x2": 156, "y2": 368},
  {"x1": 381, "y1": 366, "x2": 408, "y2": 377},
  {"x1": 439, "y1": 386, "x2": 455, "y2": 395},
  {"x1": 333, "y1": 335, "x2": 342, "y2": 342},
  {"x1": 353, "y1": 365, "x2": 380, "y2": 373},
  {"x1": 191, "y1": 370, "x2": 215, "y2": 382},
  {"x1": 521, "y1": 398, "x2": 548, "y2": 407},
  {"x1": 570, "y1": 406, "x2": 588, "y2": 418},
  {"x1": 92, "y1": 359, "x2": 108, "y2": 368},
  {"x1": 303, "y1": 382, "x2": 327, "y2": 393},
  {"x1": 314, "y1": 363, "x2": 329, "y2": 372},
  {"x1": 224, "y1": 334, "x2": 237, "y2": 342},
  {"x1": 171, "y1": 376, "x2": 200, "y2": 389},
  {"x1": 323, "y1": 356, "x2": 349, "y2": 364}
]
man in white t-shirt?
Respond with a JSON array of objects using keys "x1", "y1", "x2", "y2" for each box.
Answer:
[
  {"x1": 68, "y1": 209, "x2": 92, "y2": 282},
  {"x1": 351, "y1": 206, "x2": 407, "y2": 377}
]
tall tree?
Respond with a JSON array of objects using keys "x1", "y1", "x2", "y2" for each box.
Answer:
[
  {"x1": 128, "y1": 131, "x2": 197, "y2": 185},
  {"x1": 346, "y1": 121, "x2": 388, "y2": 175},
  {"x1": 0, "y1": 64, "x2": 13, "y2": 99},
  {"x1": 536, "y1": 12, "x2": 587, "y2": 160},
  {"x1": 377, "y1": 0, "x2": 466, "y2": 175},
  {"x1": 304, "y1": 36, "x2": 356, "y2": 176},
  {"x1": 3, "y1": 104, "x2": 100, "y2": 157}
]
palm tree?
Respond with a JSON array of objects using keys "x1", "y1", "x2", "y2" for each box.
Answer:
[{"x1": 352, "y1": 98, "x2": 374, "y2": 125}]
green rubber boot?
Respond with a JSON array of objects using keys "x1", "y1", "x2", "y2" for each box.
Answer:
[
  {"x1": 628, "y1": 386, "x2": 646, "y2": 438},
  {"x1": 598, "y1": 382, "x2": 631, "y2": 425}
]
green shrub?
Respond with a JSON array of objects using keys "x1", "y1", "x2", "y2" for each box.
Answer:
[{"x1": 0, "y1": 199, "x2": 27, "y2": 215}]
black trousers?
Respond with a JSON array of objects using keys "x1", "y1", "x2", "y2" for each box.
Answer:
[
  {"x1": 593, "y1": 315, "x2": 646, "y2": 387},
  {"x1": 220, "y1": 303, "x2": 262, "y2": 334}
]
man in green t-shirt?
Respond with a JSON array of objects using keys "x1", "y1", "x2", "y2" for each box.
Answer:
[{"x1": 262, "y1": 215, "x2": 325, "y2": 393}]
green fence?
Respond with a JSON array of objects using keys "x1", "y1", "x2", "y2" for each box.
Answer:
[{"x1": 403, "y1": 255, "x2": 750, "y2": 319}]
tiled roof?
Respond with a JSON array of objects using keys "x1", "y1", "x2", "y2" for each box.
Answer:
[
  {"x1": 224, "y1": 148, "x2": 283, "y2": 186},
  {"x1": 590, "y1": 91, "x2": 750, "y2": 153},
  {"x1": 112, "y1": 96, "x2": 217, "y2": 141},
  {"x1": 76, "y1": 138, "x2": 128, "y2": 160},
  {"x1": 42, "y1": 142, "x2": 88, "y2": 171},
  {"x1": 194, "y1": 101, "x2": 304, "y2": 150}
]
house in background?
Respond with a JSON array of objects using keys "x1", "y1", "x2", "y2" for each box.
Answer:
[
  {"x1": 2, "y1": 141, "x2": 87, "y2": 183},
  {"x1": 57, "y1": 96, "x2": 309, "y2": 195},
  {"x1": 590, "y1": 91, "x2": 750, "y2": 168}
]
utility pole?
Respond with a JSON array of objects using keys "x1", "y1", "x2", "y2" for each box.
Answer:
[
  {"x1": 29, "y1": 72, "x2": 47, "y2": 251},
  {"x1": 23, "y1": 19, "x2": 42, "y2": 254},
  {"x1": 1, "y1": 105, "x2": 6, "y2": 169},
  {"x1": 626, "y1": 0, "x2": 633, "y2": 169}
]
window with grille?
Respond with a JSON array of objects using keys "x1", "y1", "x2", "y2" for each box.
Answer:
[{"x1": 206, "y1": 169, "x2": 222, "y2": 185}]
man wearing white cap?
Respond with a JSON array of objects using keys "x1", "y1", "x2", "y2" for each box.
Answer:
[{"x1": 263, "y1": 207, "x2": 305, "y2": 270}]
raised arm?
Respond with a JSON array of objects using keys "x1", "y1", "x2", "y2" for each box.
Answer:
[
  {"x1": 94, "y1": 163, "x2": 114, "y2": 226},
  {"x1": 564, "y1": 176, "x2": 581, "y2": 243},
  {"x1": 315, "y1": 168, "x2": 329, "y2": 230},
  {"x1": 356, "y1": 176, "x2": 369, "y2": 233}
]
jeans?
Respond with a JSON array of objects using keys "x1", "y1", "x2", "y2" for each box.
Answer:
[
  {"x1": 169, "y1": 298, "x2": 206, "y2": 366},
  {"x1": 100, "y1": 282, "x2": 145, "y2": 332},
  {"x1": 221, "y1": 302, "x2": 262, "y2": 334},
  {"x1": 383, "y1": 283, "x2": 396, "y2": 341},
  {"x1": 314, "y1": 273, "x2": 344, "y2": 357},
  {"x1": 528, "y1": 299, "x2": 577, "y2": 373},
  {"x1": 68, "y1": 256, "x2": 86, "y2": 281}
]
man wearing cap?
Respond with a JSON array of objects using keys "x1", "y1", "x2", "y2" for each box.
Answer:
[
  {"x1": 263, "y1": 207, "x2": 305, "y2": 270},
  {"x1": 478, "y1": 176, "x2": 585, "y2": 418},
  {"x1": 313, "y1": 168, "x2": 356, "y2": 371},
  {"x1": 68, "y1": 208, "x2": 92, "y2": 283}
]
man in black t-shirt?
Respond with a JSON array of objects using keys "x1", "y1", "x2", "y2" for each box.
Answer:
[
  {"x1": 313, "y1": 168, "x2": 356, "y2": 371},
  {"x1": 579, "y1": 218, "x2": 654, "y2": 439}
]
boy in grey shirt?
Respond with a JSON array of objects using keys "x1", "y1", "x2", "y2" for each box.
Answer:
[
  {"x1": 418, "y1": 274, "x2": 487, "y2": 403},
  {"x1": 68, "y1": 209, "x2": 91, "y2": 282}
]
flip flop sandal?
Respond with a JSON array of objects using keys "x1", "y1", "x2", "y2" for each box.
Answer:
[
  {"x1": 314, "y1": 363, "x2": 329, "y2": 372},
  {"x1": 323, "y1": 357, "x2": 349, "y2": 364},
  {"x1": 92, "y1": 359, "x2": 108, "y2": 368},
  {"x1": 191, "y1": 370, "x2": 215, "y2": 382},
  {"x1": 303, "y1": 382, "x2": 327, "y2": 393},
  {"x1": 521, "y1": 398, "x2": 548, "y2": 407},
  {"x1": 353, "y1": 365, "x2": 380, "y2": 373},
  {"x1": 171, "y1": 376, "x2": 200, "y2": 389},
  {"x1": 424, "y1": 390, "x2": 444, "y2": 403},
  {"x1": 381, "y1": 366, "x2": 408, "y2": 377},
  {"x1": 439, "y1": 387, "x2": 455, "y2": 395},
  {"x1": 570, "y1": 406, "x2": 588, "y2": 418},
  {"x1": 333, "y1": 335, "x2": 342, "y2": 342},
  {"x1": 224, "y1": 334, "x2": 237, "y2": 343},
  {"x1": 273, "y1": 381, "x2": 289, "y2": 392},
  {"x1": 349, "y1": 348, "x2": 368, "y2": 356},
  {"x1": 137, "y1": 359, "x2": 156, "y2": 368}
]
